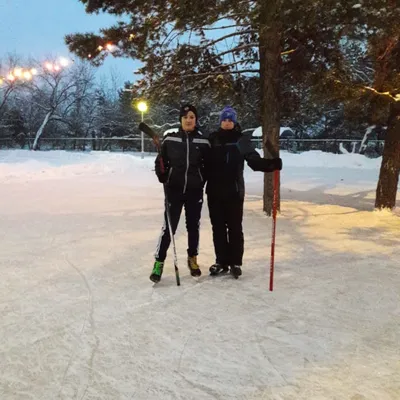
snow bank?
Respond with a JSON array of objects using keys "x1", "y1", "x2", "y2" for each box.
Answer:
[
  {"x1": 0, "y1": 149, "x2": 383, "y2": 183},
  {"x1": 252, "y1": 126, "x2": 293, "y2": 137},
  {"x1": 0, "y1": 150, "x2": 155, "y2": 182},
  {"x1": 259, "y1": 150, "x2": 382, "y2": 169}
]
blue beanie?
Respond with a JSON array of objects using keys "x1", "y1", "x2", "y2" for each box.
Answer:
[{"x1": 219, "y1": 106, "x2": 237, "y2": 124}]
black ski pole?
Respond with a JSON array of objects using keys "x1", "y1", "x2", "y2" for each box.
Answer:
[{"x1": 139, "y1": 122, "x2": 180, "y2": 286}]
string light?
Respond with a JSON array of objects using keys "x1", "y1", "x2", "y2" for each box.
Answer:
[
  {"x1": 23, "y1": 71, "x2": 33, "y2": 80},
  {"x1": 14, "y1": 68, "x2": 23, "y2": 77},
  {"x1": 59, "y1": 57, "x2": 69, "y2": 67},
  {"x1": 0, "y1": 57, "x2": 71, "y2": 86}
]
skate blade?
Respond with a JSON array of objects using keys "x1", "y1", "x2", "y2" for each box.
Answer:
[{"x1": 210, "y1": 271, "x2": 229, "y2": 277}]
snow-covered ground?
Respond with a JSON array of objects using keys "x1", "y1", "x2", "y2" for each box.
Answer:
[{"x1": 0, "y1": 149, "x2": 399, "y2": 400}]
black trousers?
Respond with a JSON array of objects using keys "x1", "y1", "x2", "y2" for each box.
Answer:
[
  {"x1": 207, "y1": 194, "x2": 244, "y2": 266},
  {"x1": 155, "y1": 187, "x2": 203, "y2": 262}
]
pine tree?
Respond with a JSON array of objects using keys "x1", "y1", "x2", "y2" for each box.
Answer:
[
  {"x1": 311, "y1": 1, "x2": 400, "y2": 209},
  {"x1": 66, "y1": 0, "x2": 399, "y2": 211},
  {"x1": 66, "y1": 0, "x2": 302, "y2": 214}
]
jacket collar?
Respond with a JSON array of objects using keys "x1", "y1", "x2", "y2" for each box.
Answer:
[{"x1": 215, "y1": 125, "x2": 242, "y2": 142}]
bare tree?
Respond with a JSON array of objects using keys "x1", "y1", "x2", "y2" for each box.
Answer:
[
  {"x1": 23, "y1": 59, "x2": 96, "y2": 149},
  {"x1": 0, "y1": 55, "x2": 25, "y2": 119},
  {"x1": 59, "y1": 62, "x2": 97, "y2": 141}
]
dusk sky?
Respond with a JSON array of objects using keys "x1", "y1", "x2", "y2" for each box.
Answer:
[{"x1": 0, "y1": 0, "x2": 140, "y2": 83}]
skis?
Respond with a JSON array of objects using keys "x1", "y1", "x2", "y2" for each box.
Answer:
[{"x1": 139, "y1": 122, "x2": 180, "y2": 286}]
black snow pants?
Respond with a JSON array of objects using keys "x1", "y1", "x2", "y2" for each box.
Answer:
[
  {"x1": 155, "y1": 187, "x2": 203, "y2": 262},
  {"x1": 207, "y1": 194, "x2": 244, "y2": 266}
]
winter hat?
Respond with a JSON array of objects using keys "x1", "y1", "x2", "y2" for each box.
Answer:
[
  {"x1": 219, "y1": 106, "x2": 237, "y2": 124},
  {"x1": 179, "y1": 104, "x2": 198, "y2": 121}
]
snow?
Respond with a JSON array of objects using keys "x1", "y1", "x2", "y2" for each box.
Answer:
[
  {"x1": 360, "y1": 125, "x2": 377, "y2": 153},
  {"x1": 163, "y1": 128, "x2": 204, "y2": 136},
  {"x1": 0, "y1": 149, "x2": 399, "y2": 400},
  {"x1": 163, "y1": 128, "x2": 179, "y2": 136},
  {"x1": 339, "y1": 142, "x2": 349, "y2": 154},
  {"x1": 252, "y1": 126, "x2": 294, "y2": 137},
  {"x1": 0, "y1": 150, "x2": 155, "y2": 184}
]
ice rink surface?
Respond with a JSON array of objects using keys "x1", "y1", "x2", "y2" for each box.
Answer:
[{"x1": 1, "y1": 150, "x2": 399, "y2": 399}]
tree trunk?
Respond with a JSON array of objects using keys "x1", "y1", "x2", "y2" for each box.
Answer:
[
  {"x1": 259, "y1": 0, "x2": 282, "y2": 216},
  {"x1": 0, "y1": 86, "x2": 14, "y2": 116},
  {"x1": 359, "y1": 125, "x2": 376, "y2": 154},
  {"x1": 375, "y1": 101, "x2": 400, "y2": 210},
  {"x1": 33, "y1": 110, "x2": 53, "y2": 150}
]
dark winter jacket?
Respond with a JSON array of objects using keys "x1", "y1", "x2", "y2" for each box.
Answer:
[
  {"x1": 155, "y1": 128, "x2": 211, "y2": 192},
  {"x1": 206, "y1": 125, "x2": 282, "y2": 199}
]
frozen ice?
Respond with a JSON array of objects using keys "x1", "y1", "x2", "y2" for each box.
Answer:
[{"x1": 0, "y1": 150, "x2": 399, "y2": 399}]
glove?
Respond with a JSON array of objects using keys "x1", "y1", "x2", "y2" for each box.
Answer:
[
  {"x1": 155, "y1": 156, "x2": 168, "y2": 183},
  {"x1": 157, "y1": 173, "x2": 168, "y2": 183},
  {"x1": 273, "y1": 157, "x2": 283, "y2": 171}
]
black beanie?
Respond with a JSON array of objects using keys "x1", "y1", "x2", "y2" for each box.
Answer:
[{"x1": 179, "y1": 104, "x2": 198, "y2": 121}]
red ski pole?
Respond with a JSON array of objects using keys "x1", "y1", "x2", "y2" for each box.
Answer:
[{"x1": 269, "y1": 169, "x2": 279, "y2": 291}]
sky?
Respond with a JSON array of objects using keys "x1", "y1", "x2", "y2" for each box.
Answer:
[{"x1": 0, "y1": 0, "x2": 140, "y2": 84}]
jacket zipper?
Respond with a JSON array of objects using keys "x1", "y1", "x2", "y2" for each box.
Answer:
[
  {"x1": 183, "y1": 132, "x2": 189, "y2": 193},
  {"x1": 198, "y1": 168, "x2": 203, "y2": 182},
  {"x1": 167, "y1": 167, "x2": 173, "y2": 183}
]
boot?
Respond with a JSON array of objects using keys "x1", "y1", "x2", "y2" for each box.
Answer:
[
  {"x1": 209, "y1": 263, "x2": 229, "y2": 276},
  {"x1": 150, "y1": 260, "x2": 164, "y2": 283},
  {"x1": 187, "y1": 256, "x2": 202, "y2": 277},
  {"x1": 230, "y1": 265, "x2": 242, "y2": 279}
]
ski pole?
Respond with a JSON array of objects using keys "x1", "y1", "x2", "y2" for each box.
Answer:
[
  {"x1": 163, "y1": 185, "x2": 180, "y2": 286},
  {"x1": 263, "y1": 135, "x2": 280, "y2": 292},
  {"x1": 269, "y1": 169, "x2": 279, "y2": 291},
  {"x1": 139, "y1": 122, "x2": 180, "y2": 286}
]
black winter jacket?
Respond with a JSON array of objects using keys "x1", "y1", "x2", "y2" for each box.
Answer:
[
  {"x1": 155, "y1": 128, "x2": 211, "y2": 192},
  {"x1": 206, "y1": 126, "x2": 282, "y2": 199}
]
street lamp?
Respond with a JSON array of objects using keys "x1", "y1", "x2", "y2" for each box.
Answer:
[{"x1": 137, "y1": 101, "x2": 148, "y2": 159}]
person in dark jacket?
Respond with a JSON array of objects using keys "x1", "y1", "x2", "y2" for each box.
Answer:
[
  {"x1": 150, "y1": 104, "x2": 211, "y2": 283},
  {"x1": 206, "y1": 106, "x2": 282, "y2": 278}
]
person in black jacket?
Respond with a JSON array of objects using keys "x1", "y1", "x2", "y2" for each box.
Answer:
[
  {"x1": 150, "y1": 104, "x2": 211, "y2": 283},
  {"x1": 206, "y1": 106, "x2": 282, "y2": 278}
]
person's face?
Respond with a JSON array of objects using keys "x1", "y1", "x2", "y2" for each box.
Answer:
[
  {"x1": 221, "y1": 119, "x2": 235, "y2": 130},
  {"x1": 181, "y1": 111, "x2": 196, "y2": 131}
]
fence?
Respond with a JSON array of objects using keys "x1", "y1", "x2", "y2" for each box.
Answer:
[
  {"x1": 259, "y1": 138, "x2": 385, "y2": 157},
  {"x1": 0, "y1": 137, "x2": 150, "y2": 152},
  {"x1": 0, "y1": 136, "x2": 385, "y2": 157}
]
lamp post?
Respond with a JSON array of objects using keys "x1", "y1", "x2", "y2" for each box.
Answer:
[{"x1": 137, "y1": 101, "x2": 148, "y2": 159}]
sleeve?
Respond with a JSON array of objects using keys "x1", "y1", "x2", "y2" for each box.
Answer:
[
  {"x1": 155, "y1": 137, "x2": 170, "y2": 183},
  {"x1": 200, "y1": 137, "x2": 212, "y2": 184},
  {"x1": 238, "y1": 135, "x2": 282, "y2": 172}
]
